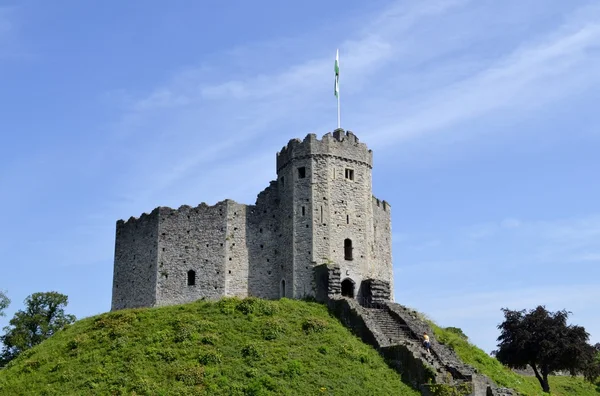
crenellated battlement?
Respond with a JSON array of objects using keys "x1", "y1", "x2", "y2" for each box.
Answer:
[
  {"x1": 372, "y1": 195, "x2": 391, "y2": 212},
  {"x1": 116, "y1": 200, "x2": 241, "y2": 228},
  {"x1": 276, "y1": 129, "x2": 373, "y2": 173}
]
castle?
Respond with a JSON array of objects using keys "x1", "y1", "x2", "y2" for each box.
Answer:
[{"x1": 111, "y1": 129, "x2": 393, "y2": 310}]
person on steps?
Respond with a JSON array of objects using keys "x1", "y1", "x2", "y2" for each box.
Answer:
[{"x1": 423, "y1": 332, "x2": 431, "y2": 354}]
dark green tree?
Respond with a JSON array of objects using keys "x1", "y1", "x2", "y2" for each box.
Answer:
[
  {"x1": 0, "y1": 291, "x2": 76, "y2": 365},
  {"x1": 582, "y1": 343, "x2": 600, "y2": 384},
  {"x1": 0, "y1": 290, "x2": 9, "y2": 317},
  {"x1": 493, "y1": 306, "x2": 596, "y2": 393}
]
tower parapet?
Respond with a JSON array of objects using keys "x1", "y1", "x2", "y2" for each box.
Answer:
[{"x1": 276, "y1": 129, "x2": 373, "y2": 173}]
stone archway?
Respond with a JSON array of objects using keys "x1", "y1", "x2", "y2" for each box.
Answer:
[{"x1": 341, "y1": 278, "x2": 355, "y2": 298}]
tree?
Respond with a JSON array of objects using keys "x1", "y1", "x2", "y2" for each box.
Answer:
[
  {"x1": 0, "y1": 291, "x2": 76, "y2": 365},
  {"x1": 493, "y1": 306, "x2": 596, "y2": 393},
  {"x1": 0, "y1": 290, "x2": 9, "y2": 317},
  {"x1": 582, "y1": 343, "x2": 600, "y2": 384}
]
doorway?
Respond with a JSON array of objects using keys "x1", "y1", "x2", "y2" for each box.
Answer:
[{"x1": 341, "y1": 278, "x2": 355, "y2": 298}]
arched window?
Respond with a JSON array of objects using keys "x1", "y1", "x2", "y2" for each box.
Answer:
[
  {"x1": 280, "y1": 279, "x2": 286, "y2": 298},
  {"x1": 341, "y1": 278, "x2": 355, "y2": 298},
  {"x1": 187, "y1": 270, "x2": 196, "y2": 286},
  {"x1": 344, "y1": 239, "x2": 353, "y2": 260}
]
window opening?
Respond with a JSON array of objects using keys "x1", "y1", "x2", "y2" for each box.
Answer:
[
  {"x1": 187, "y1": 270, "x2": 196, "y2": 286},
  {"x1": 302, "y1": 206, "x2": 305, "y2": 216},
  {"x1": 345, "y1": 168, "x2": 354, "y2": 180},
  {"x1": 298, "y1": 167, "x2": 306, "y2": 179},
  {"x1": 344, "y1": 239, "x2": 353, "y2": 260},
  {"x1": 346, "y1": 215, "x2": 349, "y2": 224},
  {"x1": 320, "y1": 206, "x2": 323, "y2": 223},
  {"x1": 281, "y1": 279, "x2": 286, "y2": 298}
]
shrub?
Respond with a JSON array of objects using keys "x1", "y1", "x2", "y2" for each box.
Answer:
[
  {"x1": 199, "y1": 350, "x2": 222, "y2": 365},
  {"x1": 217, "y1": 297, "x2": 241, "y2": 314},
  {"x1": 302, "y1": 318, "x2": 328, "y2": 334},
  {"x1": 282, "y1": 359, "x2": 303, "y2": 379},
  {"x1": 94, "y1": 311, "x2": 137, "y2": 339},
  {"x1": 174, "y1": 365, "x2": 205, "y2": 386},
  {"x1": 237, "y1": 298, "x2": 277, "y2": 316},
  {"x1": 145, "y1": 347, "x2": 177, "y2": 362},
  {"x1": 172, "y1": 321, "x2": 198, "y2": 343},
  {"x1": 262, "y1": 319, "x2": 285, "y2": 340},
  {"x1": 241, "y1": 343, "x2": 261, "y2": 359}
]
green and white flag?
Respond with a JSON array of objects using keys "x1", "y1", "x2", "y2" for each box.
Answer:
[{"x1": 334, "y1": 49, "x2": 340, "y2": 97}]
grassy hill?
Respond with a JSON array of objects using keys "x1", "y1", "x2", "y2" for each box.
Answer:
[
  {"x1": 0, "y1": 297, "x2": 598, "y2": 396},
  {"x1": 0, "y1": 298, "x2": 419, "y2": 396}
]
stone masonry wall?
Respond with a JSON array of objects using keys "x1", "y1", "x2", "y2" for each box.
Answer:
[
  {"x1": 155, "y1": 203, "x2": 228, "y2": 305},
  {"x1": 248, "y1": 182, "x2": 285, "y2": 299},
  {"x1": 372, "y1": 196, "x2": 393, "y2": 300},
  {"x1": 276, "y1": 157, "x2": 296, "y2": 298},
  {"x1": 112, "y1": 210, "x2": 159, "y2": 310},
  {"x1": 224, "y1": 201, "x2": 249, "y2": 297}
]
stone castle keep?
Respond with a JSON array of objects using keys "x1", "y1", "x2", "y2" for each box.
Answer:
[{"x1": 111, "y1": 129, "x2": 393, "y2": 310}]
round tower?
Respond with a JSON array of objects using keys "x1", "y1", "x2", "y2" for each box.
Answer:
[{"x1": 276, "y1": 129, "x2": 389, "y2": 300}]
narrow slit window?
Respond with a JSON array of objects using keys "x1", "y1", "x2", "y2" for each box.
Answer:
[
  {"x1": 302, "y1": 206, "x2": 306, "y2": 216},
  {"x1": 320, "y1": 206, "x2": 323, "y2": 223},
  {"x1": 344, "y1": 239, "x2": 353, "y2": 260},
  {"x1": 346, "y1": 214, "x2": 349, "y2": 224},
  {"x1": 298, "y1": 167, "x2": 306, "y2": 179},
  {"x1": 187, "y1": 270, "x2": 196, "y2": 286},
  {"x1": 280, "y1": 176, "x2": 285, "y2": 186},
  {"x1": 345, "y1": 168, "x2": 354, "y2": 180}
]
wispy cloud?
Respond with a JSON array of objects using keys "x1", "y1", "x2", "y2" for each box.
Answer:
[
  {"x1": 99, "y1": 0, "x2": 475, "y2": 210},
  {"x1": 106, "y1": 0, "x2": 600, "y2": 206},
  {"x1": 363, "y1": 13, "x2": 600, "y2": 146}
]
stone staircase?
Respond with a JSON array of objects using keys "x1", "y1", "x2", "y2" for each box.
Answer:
[
  {"x1": 364, "y1": 307, "x2": 413, "y2": 345},
  {"x1": 327, "y1": 296, "x2": 515, "y2": 395},
  {"x1": 363, "y1": 306, "x2": 455, "y2": 383}
]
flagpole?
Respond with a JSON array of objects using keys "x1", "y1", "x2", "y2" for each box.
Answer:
[
  {"x1": 337, "y1": 82, "x2": 340, "y2": 129},
  {"x1": 335, "y1": 48, "x2": 341, "y2": 129}
]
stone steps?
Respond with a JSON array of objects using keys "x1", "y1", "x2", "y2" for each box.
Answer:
[{"x1": 365, "y1": 307, "x2": 449, "y2": 375}]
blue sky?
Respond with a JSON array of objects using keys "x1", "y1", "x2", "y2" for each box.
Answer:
[{"x1": 1, "y1": 0, "x2": 599, "y2": 354}]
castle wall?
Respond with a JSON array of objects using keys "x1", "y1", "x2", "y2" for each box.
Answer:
[
  {"x1": 155, "y1": 203, "x2": 227, "y2": 305},
  {"x1": 224, "y1": 201, "x2": 249, "y2": 297},
  {"x1": 112, "y1": 210, "x2": 159, "y2": 310},
  {"x1": 372, "y1": 197, "x2": 393, "y2": 300},
  {"x1": 288, "y1": 154, "x2": 315, "y2": 298},
  {"x1": 247, "y1": 181, "x2": 285, "y2": 299}
]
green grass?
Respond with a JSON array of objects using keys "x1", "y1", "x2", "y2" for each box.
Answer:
[
  {"x1": 0, "y1": 298, "x2": 419, "y2": 396},
  {"x1": 430, "y1": 323, "x2": 600, "y2": 396}
]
